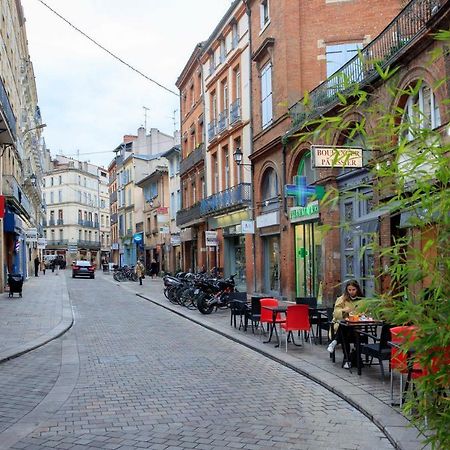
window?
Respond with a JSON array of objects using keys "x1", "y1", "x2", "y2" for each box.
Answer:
[
  {"x1": 220, "y1": 40, "x2": 226, "y2": 63},
  {"x1": 209, "y1": 54, "x2": 215, "y2": 75},
  {"x1": 260, "y1": 0, "x2": 270, "y2": 29},
  {"x1": 261, "y1": 167, "x2": 278, "y2": 208},
  {"x1": 58, "y1": 175, "x2": 62, "y2": 185},
  {"x1": 50, "y1": 191, "x2": 54, "y2": 203},
  {"x1": 232, "y1": 22, "x2": 239, "y2": 48},
  {"x1": 222, "y1": 81, "x2": 228, "y2": 111},
  {"x1": 261, "y1": 63, "x2": 273, "y2": 128},
  {"x1": 326, "y1": 42, "x2": 362, "y2": 78},
  {"x1": 234, "y1": 68, "x2": 241, "y2": 101},
  {"x1": 50, "y1": 177, "x2": 54, "y2": 186},
  {"x1": 402, "y1": 83, "x2": 441, "y2": 141},
  {"x1": 224, "y1": 147, "x2": 230, "y2": 189},
  {"x1": 170, "y1": 192, "x2": 175, "y2": 219},
  {"x1": 58, "y1": 190, "x2": 62, "y2": 202}
]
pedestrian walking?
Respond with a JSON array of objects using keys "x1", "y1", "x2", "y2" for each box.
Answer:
[
  {"x1": 135, "y1": 259, "x2": 145, "y2": 285},
  {"x1": 34, "y1": 256, "x2": 40, "y2": 277},
  {"x1": 40, "y1": 259, "x2": 46, "y2": 275},
  {"x1": 51, "y1": 259, "x2": 55, "y2": 273},
  {"x1": 150, "y1": 259, "x2": 158, "y2": 279}
]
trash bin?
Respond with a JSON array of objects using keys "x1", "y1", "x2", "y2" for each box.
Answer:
[{"x1": 8, "y1": 273, "x2": 23, "y2": 298}]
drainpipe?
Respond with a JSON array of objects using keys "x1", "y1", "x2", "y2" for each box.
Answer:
[{"x1": 243, "y1": 0, "x2": 257, "y2": 294}]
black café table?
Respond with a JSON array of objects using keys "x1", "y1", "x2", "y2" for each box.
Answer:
[
  {"x1": 339, "y1": 319, "x2": 384, "y2": 375},
  {"x1": 261, "y1": 304, "x2": 289, "y2": 347}
]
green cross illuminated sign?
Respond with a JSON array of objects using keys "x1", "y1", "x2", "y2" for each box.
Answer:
[{"x1": 284, "y1": 175, "x2": 324, "y2": 207}]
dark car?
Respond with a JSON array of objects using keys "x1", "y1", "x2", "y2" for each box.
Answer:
[{"x1": 72, "y1": 260, "x2": 95, "y2": 279}]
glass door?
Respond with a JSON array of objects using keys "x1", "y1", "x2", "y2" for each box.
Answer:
[
  {"x1": 263, "y1": 235, "x2": 280, "y2": 294},
  {"x1": 295, "y1": 223, "x2": 323, "y2": 300}
]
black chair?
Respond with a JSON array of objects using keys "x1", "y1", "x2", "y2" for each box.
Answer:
[
  {"x1": 357, "y1": 324, "x2": 392, "y2": 378},
  {"x1": 245, "y1": 296, "x2": 262, "y2": 333},
  {"x1": 295, "y1": 297, "x2": 318, "y2": 342},
  {"x1": 229, "y1": 292, "x2": 249, "y2": 330}
]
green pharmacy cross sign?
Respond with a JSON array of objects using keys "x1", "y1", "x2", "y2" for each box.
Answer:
[{"x1": 284, "y1": 175, "x2": 324, "y2": 207}]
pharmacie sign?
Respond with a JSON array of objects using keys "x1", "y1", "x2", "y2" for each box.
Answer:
[
  {"x1": 312, "y1": 145, "x2": 363, "y2": 168},
  {"x1": 289, "y1": 201, "x2": 319, "y2": 223}
]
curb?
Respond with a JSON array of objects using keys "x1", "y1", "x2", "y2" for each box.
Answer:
[
  {"x1": 136, "y1": 292, "x2": 426, "y2": 450},
  {"x1": 0, "y1": 275, "x2": 74, "y2": 365}
]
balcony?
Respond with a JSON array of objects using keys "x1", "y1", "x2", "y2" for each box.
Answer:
[
  {"x1": 200, "y1": 183, "x2": 252, "y2": 217},
  {"x1": 57, "y1": 219, "x2": 64, "y2": 225},
  {"x1": 230, "y1": 98, "x2": 241, "y2": 124},
  {"x1": 78, "y1": 219, "x2": 84, "y2": 226},
  {"x1": 46, "y1": 239, "x2": 69, "y2": 247},
  {"x1": 94, "y1": 222, "x2": 99, "y2": 228},
  {"x1": 180, "y1": 143, "x2": 205, "y2": 176},
  {"x1": 208, "y1": 120, "x2": 217, "y2": 141},
  {"x1": 77, "y1": 240, "x2": 101, "y2": 249},
  {"x1": 111, "y1": 213, "x2": 118, "y2": 224},
  {"x1": 49, "y1": 219, "x2": 56, "y2": 226},
  {"x1": 3, "y1": 175, "x2": 33, "y2": 219},
  {"x1": 176, "y1": 202, "x2": 202, "y2": 227},
  {"x1": 110, "y1": 190, "x2": 117, "y2": 203},
  {"x1": 289, "y1": 0, "x2": 442, "y2": 128},
  {"x1": 0, "y1": 77, "x2": 17, "y2": 142},
  {"x1": 217, "y1": 110, "x2": 228, "y2": 133}
]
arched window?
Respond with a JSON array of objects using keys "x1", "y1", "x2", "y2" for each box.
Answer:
[
  {"x1": 297, "y1": 151, "x2": 315, "y2": 184},
  {"x1": 261, "y1": 167, "x2": 278, "y2": 205},
  {"x1": 402, "y1": 83, "x2": 441, "y2": 141}
]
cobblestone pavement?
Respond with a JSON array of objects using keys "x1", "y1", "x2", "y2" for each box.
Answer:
[{"x1": 0, "y1": 273, "x2": 393, "y2": 449}]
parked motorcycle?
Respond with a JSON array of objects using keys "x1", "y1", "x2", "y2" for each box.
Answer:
[{"x1": 196, "y1": 274, "x2": 236, "y2": 314}]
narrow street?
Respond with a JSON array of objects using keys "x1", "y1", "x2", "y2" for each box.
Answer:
[{"x1": 0, "y1": 272, "x2": 393, "y2": 450}]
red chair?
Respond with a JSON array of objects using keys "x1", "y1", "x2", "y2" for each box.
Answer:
[
  {"x1": 390, "y1": 325, "x2": 419, "y2": 406},
  {"x1": 260, "y1": 298, "x2": 285, "y2": 339},
  {"x1": 280, "y1": 304, "x2": 312, "y2": 352}
]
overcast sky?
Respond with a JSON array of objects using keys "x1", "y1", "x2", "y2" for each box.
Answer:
[{"x1": 22, "y1": 0, "x2": 234, "y2": 168}]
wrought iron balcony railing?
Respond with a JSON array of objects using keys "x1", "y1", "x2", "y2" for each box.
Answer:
[
  {"x1": 110, "y1": 190, "x2": 117, "y2": 203},
  {"x1": 3, "y1": 175, "x2": 33, "y2": 219},
  {"x1": 217, "y1": 110, "x2": 228, "y2": 133},
  {"x1": 200, "y1": 183, "x2": 252, "y2": 216},
  {"x1": 0, "y1": 77, "x2": 16, "y2": 142},
  {"x1": 46, "y1": 239, "x2": 69, "y2": 247},
  {"x1": 230, "y1": 98, "x2": 241, "y2": 124},
  {"x1": 208, "y1": 120, "x2": 217, "y2": 141},
  {"x1": 78, "y1": 240, "x2": 101, "y2": 249},
  {"x1": 57, "y1": 219, "x2": 64, "y2": 225},
  {"x1": 110, "y1": 213, "x2": 118, "y2": 224},
  {"x1": 176, "y1": 202, "x2": 202, "y2": 227},
  {"x1": 289, "y1": 0, "x2": 442, "y2": 127},
  {"x1": 180, "y1": 143, "x2": 205, "y2": 176}
]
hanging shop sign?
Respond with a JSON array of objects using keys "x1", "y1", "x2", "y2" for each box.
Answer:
[
  {"x1": 37, "y1": 237, "x2": 47, "y2": 249},
  {"x1": 289, "y1": 201, "x2": 320, "y2": 223},
  {"x1": 68, "y1": 244, "x2": 78, "y2": 255},
  {"x1": 241, "y1": 220, "x2": 255, "y2": 234},
  {"x1": 133, "y1": 232, "x2": 143, "y2": 243},
  {"x1": 159, "y1": 226, "x2": 170, "y2": 234},
  {"x1": 157, "y1": 207, "x2": 168, "y2": 215},
  {"x1": 205, "y1": 230, "x2": 218, "y2": 247},
  {"x1": 170, "y1": 234, "x2": 181, "y2": 246},
  {"x1": 25, "y1": 228, "x2": 38, "y2": 242},
  {"x1": 111, "y1": 243, "x2": 119, "y2": 250},
  {"x1": 311, "y1": 145, "x2": 363, "y2": 168}
]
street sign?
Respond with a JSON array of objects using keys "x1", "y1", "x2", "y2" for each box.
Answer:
[
  {"x1": 241, "y1": 220, "x2": 255, "y2": 234},
  {"x1": 68, "y1": 244, "x2": 78, "y2": 254}
]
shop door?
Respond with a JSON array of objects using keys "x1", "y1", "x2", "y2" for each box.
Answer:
[
  {"x1": 341, "y1": 193, "x2": 375, "y2": 296},
  {"x1": 295, "y1": 223, "x2": 323, "y2": 299},
  {"x1": 263, "y1": 235, "x2": 280, "y2": 294},
  {"x1": 225, "y1": 236, "x2": 246, "y2": 291}
]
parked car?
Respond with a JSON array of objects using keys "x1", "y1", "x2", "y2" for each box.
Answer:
[{"x1": 72, "y1": 260, "x2": 95, "y2": 279}]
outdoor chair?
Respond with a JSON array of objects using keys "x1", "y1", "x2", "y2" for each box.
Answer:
[
  {"x1": 280, "y1": 304, "x2": 313, "y2": 352},
  {"x1": 357, "y1": 324, "x2": 392, "y2": 378},
  {"x1": 245, "y1": 296, "x2": 261, "y2": 333},
  {"x1": 259, "y1": 298, "x2": 285, "y2": 338},
  {"x1": 295, "y1": 297, "x2": 318, "y2": 342},
  {"x1": 229, "y1": 292, "x2": 249, "y2": 330}
]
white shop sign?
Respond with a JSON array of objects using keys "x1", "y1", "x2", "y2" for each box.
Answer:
[
  {"x1": 312, "y1": 145, "x2": 363, "y2": 168},
  {"x1": 205, "y1": 231, "x2": 218, "y2": 247},
  {"x1": 256, "y1": 211, "x2": 279, "y2": 228}
]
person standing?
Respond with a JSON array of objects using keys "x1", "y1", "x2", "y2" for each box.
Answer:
[
  {"x1": 150, "y1": 259, "x2": 158, "y2": 279},
  {"x1": 135, "y1": 259, "x2": 145, "y2": 286},
  {"x1": 40, "y1": 259, "x2": 46, "y2": 275},
  {"x1": 34, "y1": 256, "x2": 40, "y2": 277}
]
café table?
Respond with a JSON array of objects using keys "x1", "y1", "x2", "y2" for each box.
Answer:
[
  {"x1": 339, "y1": 319, "x2": 384, "y2": 375},
  {"x1": 261, "y1": 304, "x2": 289, "y2": 347}
]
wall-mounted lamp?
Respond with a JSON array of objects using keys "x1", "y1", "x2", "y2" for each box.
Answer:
[
  {"x1": 23, "y1": 123, "x2": 46, "y2": 138},
  {"x1": 29, "y1": 173, "x2": 37, "y2": 186},
  {"x1": 233, "y1": 147, "x2": 251, "y2": 166}
]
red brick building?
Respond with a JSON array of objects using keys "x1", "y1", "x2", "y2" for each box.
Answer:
[{"x1": 246, "y1": 0, "x2": 403, "y2": 301}]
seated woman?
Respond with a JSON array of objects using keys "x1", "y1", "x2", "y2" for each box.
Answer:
[{"x1": 327, "y1": 279, "x2": 364, "y2": 369}]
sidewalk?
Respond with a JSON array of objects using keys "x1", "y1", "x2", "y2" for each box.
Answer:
[
  {"x1": 0, "y1": 272, "x2": 427, "y2": 450},
  {"x1": 0, "y1": 271, "x2": 73, "y2": 363}
]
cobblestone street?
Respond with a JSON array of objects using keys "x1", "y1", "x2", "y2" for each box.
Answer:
[{"x1": 0, "y1": 273, "x2": 393, "y2": 449}]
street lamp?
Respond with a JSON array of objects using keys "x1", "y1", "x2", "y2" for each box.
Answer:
[
  {"x1": 23, "y1": 123, "x2": 46, "y2": 137},
  {"x1": 233, "y1": 147, "x2": 251, "y2": 166}
]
